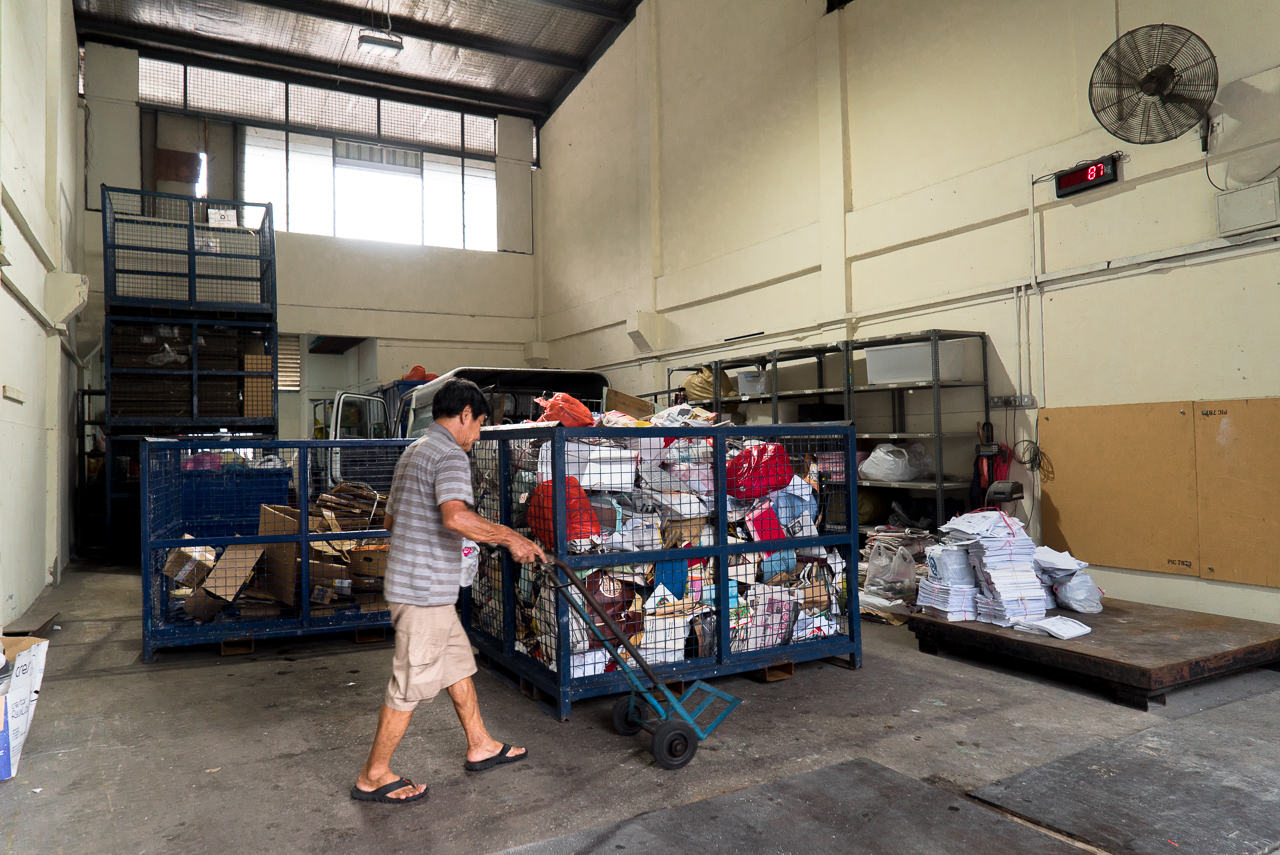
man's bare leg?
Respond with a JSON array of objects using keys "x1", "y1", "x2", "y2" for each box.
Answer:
[
  {"x1": 446, "y1": 677, "x2": 526, "y2": 763},
  {"x1": 355, "y1": 705, "x2": 427, "y2": 798}
]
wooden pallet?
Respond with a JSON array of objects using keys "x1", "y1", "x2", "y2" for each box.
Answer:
[{"x1": 909, "y1": 598, "x2": 1280, "y2": 710}]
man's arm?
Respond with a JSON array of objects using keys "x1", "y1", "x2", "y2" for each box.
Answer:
[
  {"x1": 383, "y1": 512, "x2": 393, "y2": 532},
  {"x1": 440, "y1": 500, "x2": 547, "y2": 565}
]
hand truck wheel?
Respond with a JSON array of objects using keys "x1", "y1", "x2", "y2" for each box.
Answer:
[
  {"x1": 612, "y1": 696, "x2": 642, "y2": 737},
  {"x1": 652, "y1": 719, "x2": 698, "y2": 770}
]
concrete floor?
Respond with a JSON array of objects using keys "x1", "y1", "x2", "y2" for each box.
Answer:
[{"x1": 4, "y1": 560, "x2": 1280, "y2": 854}]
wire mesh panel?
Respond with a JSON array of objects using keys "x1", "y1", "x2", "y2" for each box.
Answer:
[
  {"x1": 106, "y1": 318, "x2": 277, "y2": 427},
  {"x1": 103, "y1": 187, "x2": 275, "y2": 313},
  {"x1": 461, "y1": 423, "x2": 860, "y2": 719},
  {"x1": 141, "y1": 440, "x2": 411, "y2": 661}
]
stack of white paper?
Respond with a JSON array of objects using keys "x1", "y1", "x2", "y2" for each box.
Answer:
[
  {"x1": 942, "y1": 511, "x2": 1044, "y2": 625},
  {"x1": 1040, "y1": 583, "x2": 1058, "y2": 611},
  {"x1": 1012, "y1": 615, "x2": 1092, "y2": 639},
  {"x1": 918, "y1": 578, "x2": 978, "y2": 621},
  {"x1": 1033, "y1": 546, "x2": 1088, "y2": 586}
]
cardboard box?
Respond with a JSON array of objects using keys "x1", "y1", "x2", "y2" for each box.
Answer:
[
  {"x1": 311, "y1": 586, "x2": 335, "y2": 605},
  {"x1": 1, "y1": 636, "x2": 49, "y2": 780},
  {"x1": 309, "y1": 560, "x2": 352, "y2": 587},
  {"x1": 183, "y1": 588, "x2": 225, "y2": 621},
  {"x1": 349, "y1": 545, "x2": 388, "y2": 578},
  {"x1": 161, "y1": 539, "x2": 217, "y2": 588},
  {"x1": 243, "y1": 354, "x2": 274, "y2": 418}
]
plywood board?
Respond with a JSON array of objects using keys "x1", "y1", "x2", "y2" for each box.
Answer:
[
  {"x1": 604, "y1": 388, "x2": 656, "y2": 419},
  {"x1": 1194, "y1": 399, "x2": 1280, "y2": 587},
  {"x1": 1039, "y1": 403, "x2": 1199, "y2": 576}
]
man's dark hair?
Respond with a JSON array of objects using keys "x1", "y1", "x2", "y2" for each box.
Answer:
[{"x1": 432, "y1": 378, "x2": 492, "y2": 422}]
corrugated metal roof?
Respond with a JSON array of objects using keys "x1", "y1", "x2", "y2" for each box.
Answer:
[{"x1": 74, "y1": 0, "x2": 639, "y2": 120}]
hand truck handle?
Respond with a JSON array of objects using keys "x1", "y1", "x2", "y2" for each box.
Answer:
[{"x1": 540, "y1": 557, "x2": 665, "y2": 691}]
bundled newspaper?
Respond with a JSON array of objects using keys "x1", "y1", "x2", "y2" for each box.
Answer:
[{"x1": 940, "y1": 511, "x2": 1044, "y2": 626}]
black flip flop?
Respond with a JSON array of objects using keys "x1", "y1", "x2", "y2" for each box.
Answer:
[
  {"x1": 464, "y1": 744, "x2": 528, "y2": 772},
  {"x1": 349, "y1": 778, "x2": 428, "y2": 804}
]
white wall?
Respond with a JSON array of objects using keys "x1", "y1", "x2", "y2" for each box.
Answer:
[
  {"x1": 0, "y1": 0, "x2": 84, "y2": 626},
  {"x1": 534, "y1": 0, "x2": 1280, "y2": 619},
  {"x1": 274, "y1": 231, "x2": 535, "y2": 437}
]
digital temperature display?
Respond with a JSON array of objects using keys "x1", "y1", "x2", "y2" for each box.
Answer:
[{"x1": 1055, "y1": 155, "x2": 1117, "y2": 198}]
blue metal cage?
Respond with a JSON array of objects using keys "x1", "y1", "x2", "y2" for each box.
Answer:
[
  {"x1": 102, "y1": 186, "x2": 276, "y2": 317},
  {"x1": 463, "y1": 422, "x2": 861, "y2": 720},
  {"x1": 140, "y1": 438, "x2": 409, "y2": 661}
]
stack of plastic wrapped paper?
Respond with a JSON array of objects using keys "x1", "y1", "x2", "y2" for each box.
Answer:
[{"x1": 918, "y1": 542, "x2": 978, "y2": 621}]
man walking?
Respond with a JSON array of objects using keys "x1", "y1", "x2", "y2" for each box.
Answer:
[{"x1": 352, "y1": 379, "x2": 546, "y2": 804}]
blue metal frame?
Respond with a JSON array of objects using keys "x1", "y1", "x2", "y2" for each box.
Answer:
[
  {"x1": 140, "y1": 438, "x2": 411, "y2": 662},
  {"x1": 105, "y1": 315, "x2": 279, "y2": 431},
  {"x1": 466, "y1": 423, "x2": 862, "y2": 720},
  {"x1": 102, "y1": 185, "x2": 276, "y2": 317}
]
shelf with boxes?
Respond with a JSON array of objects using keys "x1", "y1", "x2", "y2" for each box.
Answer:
[{"x1": 105, "y1": 316, "x2": 278, "y2": 428}]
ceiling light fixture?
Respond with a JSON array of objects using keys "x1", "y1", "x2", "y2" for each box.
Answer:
[{"x1": 357, "y1": 28, "x2": 403, "y2": 57}]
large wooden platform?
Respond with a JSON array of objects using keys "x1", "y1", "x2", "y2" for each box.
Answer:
[{"x1": 908, "y1": 598, "x2": 1280, "y2": 710}]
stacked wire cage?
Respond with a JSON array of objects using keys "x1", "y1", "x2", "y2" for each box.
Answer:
[
  {"x1": 464, "y1": 423, "x2": 861, "y2": 720},
  {"x1": 95, "y1": 187, "x2": 280, "y2": 561},
  {"x1": 140, "y1": 438, "x2": 411, "y2": 661}
]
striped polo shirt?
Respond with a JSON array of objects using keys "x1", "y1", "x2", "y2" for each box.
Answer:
[{"x1": 384, "y1": 423, "x2": 475, "y2": 607}]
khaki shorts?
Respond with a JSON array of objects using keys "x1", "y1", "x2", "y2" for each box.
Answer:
[{"x1": 384, "y1": 603, "x2": 477, "y2": 711}]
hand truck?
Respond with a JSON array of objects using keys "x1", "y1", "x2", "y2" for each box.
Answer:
[{"x1": 540, "y1": 557, "x2": 741, "y2": 770}]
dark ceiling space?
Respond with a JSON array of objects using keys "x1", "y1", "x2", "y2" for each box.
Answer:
[{"x1": 73, "y1": 0, "x2": 642, "y2": 121}]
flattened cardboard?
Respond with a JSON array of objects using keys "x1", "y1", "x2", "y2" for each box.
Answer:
[
  {"x1": 1, "y1": 636, "x2": 48, "y2": 781},
  {"x1": 258, "y1": 504, "x2": 302, "y2": 605},
  {"x1": 203, "y1": 542, "x2": 265, "y2": 601}
]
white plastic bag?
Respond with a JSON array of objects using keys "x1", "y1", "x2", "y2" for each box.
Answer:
[
  {"x1": 858, "y1": 444, "x2": 915, "y2": 482},
  {"x1": 1053, "y1": 571, "x2": 1104, "y2": 613},
  {"x1": 460, "y1": 539, "x2": 481, "y2": 587},
  {"x1": 857, "y1": 443, "x2": 934, "y2": 482},
  {"x1": 864, "y1": 542, "x2": 918, "y2": 598}
]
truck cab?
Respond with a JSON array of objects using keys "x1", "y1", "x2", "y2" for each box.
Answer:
[{"x1": 404, "y1": 367, "x2": 611, "y2": 437}]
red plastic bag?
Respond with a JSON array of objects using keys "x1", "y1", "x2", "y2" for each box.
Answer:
[
  {"x1": 403, "y1": 365, "x2": 428, "y2": 381},
  {"x1": 528, "y1": 476, "x2": 601, "y2": 546},
  {"x1": 726, "y1": 442, "x2": 793, "y2": 500},
  {"x1": 534, "y1": 393, "x2": 593, "y2": 427}
]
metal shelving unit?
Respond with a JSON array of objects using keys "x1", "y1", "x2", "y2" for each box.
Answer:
[
  {"x1": 651, "y1": 330, "x2": 989, "y2": 531},
  {"x1": 845, "y1": 330, "x2": 989, "y2": 529},
  {"x1": 669, "y1": 343, "x2": 852, "y2": 424}
]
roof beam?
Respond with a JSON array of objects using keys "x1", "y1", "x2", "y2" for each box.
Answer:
[
  {"x1": 522, "y1": 0, "x2": 626, "y2": 23},
  {"x1": 244, "y1": 0, "x2": 585, "y2": 72},
  {"x1": 545, "y1": 0, "x2": 640, "y2": 119},
  {"x1": 77, "y1": 19, "x2": 547, "y2": 118}
]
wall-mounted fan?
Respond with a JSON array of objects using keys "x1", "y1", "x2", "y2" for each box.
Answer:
[{"x1": 1089, "y1": 24, "x2": 1217, "y2": 144}]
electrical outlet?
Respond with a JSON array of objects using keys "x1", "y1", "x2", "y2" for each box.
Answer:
[
  {"x1": 1210, "y1": 115, "x2": 1225, "y2": 137},
  {"x1": 989, "y1": 394, "x2": 1038, "y2": 409}
]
